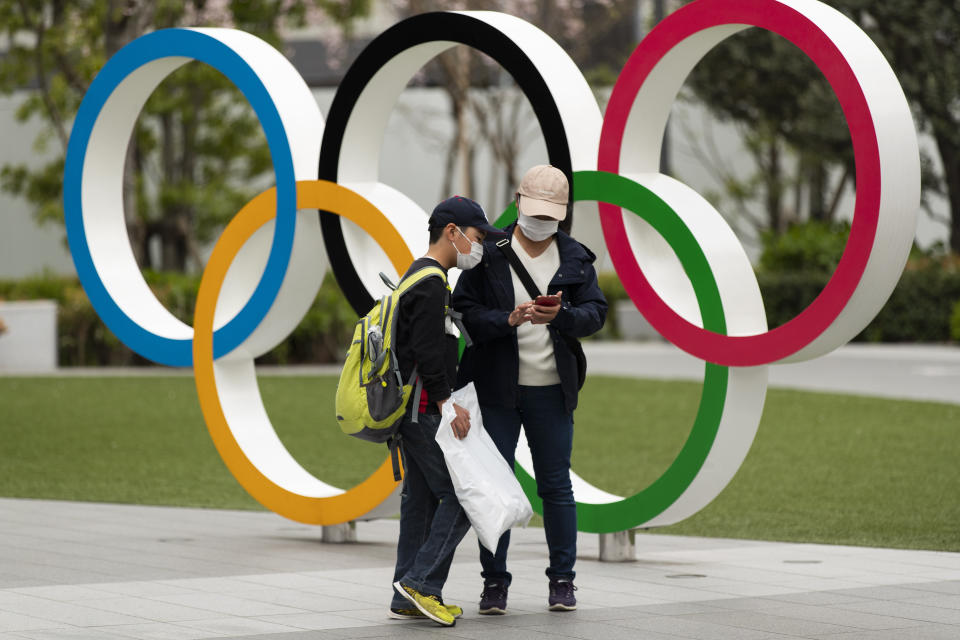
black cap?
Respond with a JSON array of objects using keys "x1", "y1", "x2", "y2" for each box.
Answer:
[{"x1": 428, "y1": 196, "x2": 505, "y2": 236}]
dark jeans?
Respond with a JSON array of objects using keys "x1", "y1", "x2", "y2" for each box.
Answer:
[
  {"x1": 390, "y1": 411, "x2": 472, "y2": 608},
  {"x1": 479, "y1": 384, "x2": 576, "y2": 586}
]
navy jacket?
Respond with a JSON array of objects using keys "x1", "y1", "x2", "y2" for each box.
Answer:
[{"x1": 452, "y1": 224, "x2": 608, "y2": 413}]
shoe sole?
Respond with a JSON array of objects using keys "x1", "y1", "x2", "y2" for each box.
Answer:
[
  {"x1": 548, "y1": 603, "x2": 577, "y2": 611},
  {"x1": 478, "y1": 606, "x2": 507, "y2": 615},
  {"x1": 387, "y1": 610, "x2": 423, "y2": 620},
  {"x1": 388, "y1": 608, "x2": 461, "y2": 620},
  {"x1": 393, "y1": 581, "x2": 455, "y2": 626}
]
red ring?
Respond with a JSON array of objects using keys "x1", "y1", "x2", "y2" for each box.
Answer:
[{"x1": 598, "y1": 0, "x2": 881, "y2": 366}]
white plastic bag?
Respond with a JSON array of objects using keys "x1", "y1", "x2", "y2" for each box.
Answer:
[{"x1": 435, "y1": 383, "x2": 533, "y2": 551}]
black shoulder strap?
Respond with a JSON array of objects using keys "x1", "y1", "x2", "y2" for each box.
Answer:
[
  {"x1": 496, "y1": 238, "x2": 541, "y2": 300},
  {"x1": 388, "y1": 434, "x2": 403, "y2": 482}
]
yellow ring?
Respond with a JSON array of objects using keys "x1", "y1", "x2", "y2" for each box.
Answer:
[{"x1": 193, "y1": 179, "x2": 413, "y2": 524}]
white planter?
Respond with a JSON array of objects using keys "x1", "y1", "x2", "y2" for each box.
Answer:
[
  {"x1": 614, "y1": 298, "x2": 664, "y2": 341},
  {"x1": 0, "y1": 300, "x2": 57, "y2": 372}
]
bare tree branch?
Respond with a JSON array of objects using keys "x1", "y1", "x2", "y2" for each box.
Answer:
[{"x1": 677, "y1": 111, "x2": 766, "y2": 231}]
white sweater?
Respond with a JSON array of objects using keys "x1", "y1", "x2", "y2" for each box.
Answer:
[{"x1": 510, "y1": 239, "x2": 562, "y2": 386}]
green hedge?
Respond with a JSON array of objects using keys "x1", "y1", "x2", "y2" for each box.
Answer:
[
  {"x1": 596, "y1": 257, "x2": 960, "y2": 343},
  {"x1": 760, "y1": 258, "x2": 960, "y2": 342},
  {"x1": 0, "y1": 272, "x2": 358, "y2": 366},
  {"x1": 3, "y1": 254, "x2": 957, "y2": 366},
  {"x1": 756, "y1": 221, "x2": 960, "y2": 342}
]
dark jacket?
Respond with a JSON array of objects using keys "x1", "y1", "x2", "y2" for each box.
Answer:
[
  {"x1": 452, "y1": 224, "x2": 607, "y2": 413},
  {"x1": 396, "y1": 257, "x2": 458, "y2": 408}
]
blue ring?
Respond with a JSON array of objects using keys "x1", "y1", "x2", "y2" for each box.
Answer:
[{"x1": 63, "y1": 29, "x2": 296, "y2": 367}]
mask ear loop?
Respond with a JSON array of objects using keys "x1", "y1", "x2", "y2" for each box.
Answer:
[
  {"x1": 451, "y1": 224, "x2": 473, "y2": 257},
  {"x1": 448, "y1": 223, "x2": 461, "y2": 256}
]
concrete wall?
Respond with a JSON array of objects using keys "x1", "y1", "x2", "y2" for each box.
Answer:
[{"x1": 0, "y1": 95, "x2": 76, "y2": 279}]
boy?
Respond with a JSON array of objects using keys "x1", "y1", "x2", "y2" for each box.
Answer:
[{"x1": 390, "y1": 195, "x2": 502, "y2": 626}]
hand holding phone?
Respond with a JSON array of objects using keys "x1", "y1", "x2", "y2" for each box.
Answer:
[{"x1": 530, "y1": 292, "x2": 563, "y2": 325}]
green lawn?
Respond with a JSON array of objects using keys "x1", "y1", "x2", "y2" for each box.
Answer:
[{"x1": 1, "y1": 374, "x2": 958, "y2": 551}]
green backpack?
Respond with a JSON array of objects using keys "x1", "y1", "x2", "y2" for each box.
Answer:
[{"x1": 335, "y1": 265, "x2": 470, "y2": 480}]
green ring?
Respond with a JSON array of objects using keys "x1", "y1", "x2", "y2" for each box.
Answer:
[{"x1": 491, "y1": 170, "x2": 729, "y2": 533}]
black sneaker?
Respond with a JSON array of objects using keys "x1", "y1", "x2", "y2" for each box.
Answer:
[
  {"x1": 478, "y1": 581, "x2": 508, "y2": 615},
  {"x1": 548, "y1": 578, "x2": 577, "y2": 611}
]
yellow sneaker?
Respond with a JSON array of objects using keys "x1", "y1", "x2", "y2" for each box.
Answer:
[
  {"x1": 388, "y1": 604, "x2": 463, "y2": 620},
  {"x1": 393, "y1": 581, "x2": 456, "y2": 626}
]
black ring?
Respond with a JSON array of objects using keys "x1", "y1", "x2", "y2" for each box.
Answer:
[{"x1": 319, "y1": 12, "x2": 576, "y2": 314}]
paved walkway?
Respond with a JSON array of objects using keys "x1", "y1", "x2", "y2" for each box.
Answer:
[
  {"x1": 581, "y1": 342, "x2": 960, "y2": 405},
  {"x1": 1, "y1": 499, "x2": 958, "y2": 640},
  {"x1": 2, "y1": 344, "x2": 958, "y2": 638}
]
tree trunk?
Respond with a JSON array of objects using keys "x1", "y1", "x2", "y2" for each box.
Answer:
[
  {"x1": 180, "y1": 80, "x2": 202, "y2": 272},
  {"x1": 936, "y1": 138, "x2": 960, "y2": 253},
  {"x1": 104, "y1": 0, "x2": 155, "y2": 56},
  {"x1": 450, "y1": 47, "x2": 472, "y2": 197},
  {"x1": 105, "y1": 0, "x2": 154, "y2": 268},
  {"x1": 765, "y1": 138, "x2": 784, "y2": 232},
  {"x1": 159, "y1": 218, "x2": 188, "y2": 272},
  {"x1": 441, "y1": 140, "x2": 457, "y2": 200},
  {"x1": 456, "y1": 89, "x2": 472, "y2": 196},
  {"x1": 824, "y1": 164, "x2": 850, "y2": 223},
  {"x1": 538, "y1": 0, "x2": 558, "y2": 36},
  {"x1": 124, "y1": 132, "x2": 144, "y2": 265},
  {"x1": 807, "y1": 160, "x2": 827, "y2": 222},
  {"x1": 793, "y1": 163, "x2": 803, "y2": 225}
]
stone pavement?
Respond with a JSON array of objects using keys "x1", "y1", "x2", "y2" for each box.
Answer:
[{"x1": 1, "y1": 498, "x2": 959, "y2": 640}]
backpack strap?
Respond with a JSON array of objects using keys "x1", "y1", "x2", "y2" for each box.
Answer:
[
  {"x1": 398, "y1": 264, "x2": 473, "y2": 345},
  {"x1": 388, "y1": 433, "x2": 404, "y2": 482},
  {"x1": 408, "y1": 367, "x2": 421, "y2": 424},
  {"x1": 387, "y1": 367, "x2": 421, "y2": 482},
  {"x1": 396, "y1": 265, "x2": 447, "y2": 294},
  {"x1": 447, "y1": 308, "x2": 473, "y2": 347},
  {"x1": 379, "y1": 271, "x2": 398, "y2": 291}
]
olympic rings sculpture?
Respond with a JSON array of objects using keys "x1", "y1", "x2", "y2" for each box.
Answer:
[{"x1": 63, "y1": 0, "x2": 919, "y2": 532}]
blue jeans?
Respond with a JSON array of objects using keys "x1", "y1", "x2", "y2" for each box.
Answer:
[
  {"x1": 390, "y1": 411, "x2": 472, "y2": 607},
  {"x1": 479, "y1": 385, "x2": 576, "y2": 586}
]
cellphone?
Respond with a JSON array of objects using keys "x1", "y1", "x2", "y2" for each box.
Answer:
[{"x1": 534, "y1": 295, "x2": 560, "y2": 307}]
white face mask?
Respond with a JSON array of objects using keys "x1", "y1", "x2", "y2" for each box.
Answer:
[
  {"x1": 451, "y1": 227, "x2": 483, "y2": 270},
  {"x1": 517, "y1": 212, "x2": 559, "y2": 242}
]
